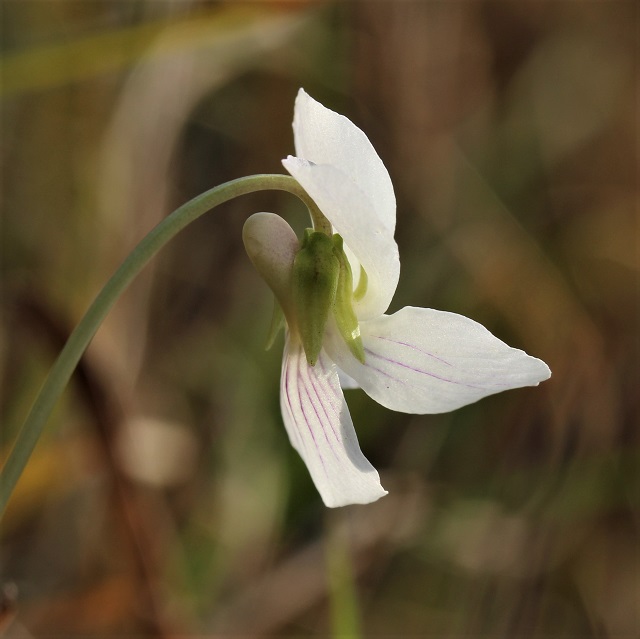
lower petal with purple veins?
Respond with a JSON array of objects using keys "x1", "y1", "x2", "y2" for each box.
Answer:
[
  {"x1": 325, "y1": 306, "x2": 551, "y2": 414},
  {"x1": 279, "y1": 337, "x2": 387, "y2": 508}
]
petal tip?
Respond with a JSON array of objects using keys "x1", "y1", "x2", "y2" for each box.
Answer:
[
  {"x1": 323, "y1": 486, "x2": 388, "y2": 509},
  {"x1": 531, "y1": 358, "x2": 552, "y2": 384}
]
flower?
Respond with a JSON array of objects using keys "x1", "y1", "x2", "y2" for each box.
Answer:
[{"x1": 243, "y1": 89, "x2": 551, "y2": 508}]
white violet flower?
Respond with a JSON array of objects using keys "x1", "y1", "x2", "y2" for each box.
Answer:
[{"x1": 243, "y1": 89, "x2": 551, "y2": 508}]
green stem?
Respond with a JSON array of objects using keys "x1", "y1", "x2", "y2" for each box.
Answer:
[
  {"x1": 0, "y1": 173, "x2": 325, "y2": 518},
  {"x1": 325, "y1": 511, "x2": 362, "y2": 639}
]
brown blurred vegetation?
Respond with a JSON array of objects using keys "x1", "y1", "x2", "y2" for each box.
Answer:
[{"x1": 1, "y1": 1, "x2": 638, "y2": 637}]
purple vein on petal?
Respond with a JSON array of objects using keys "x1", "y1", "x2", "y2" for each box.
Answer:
[
  {"x1": 364, "y1": 348, "x2": 510, "y2": 390},
  {"x1": 315, "y1": 356, "x2": 342, "y2": 444},
  {"x1": 294, "y1": 360, "x2": 328, "y2": 475},
  {"x1": 282, "y1": 350, "x2": 303, "y2": 453},
  {"x1": 300, "y1": 360, "x2": 340, "y2": 462},
  {"x1": 370, "y1": 335, "x2": 453, "y2": 367},
  {"x1": 285, "y1": 344, "x2": 328, "y2": 476},
  {"x1": 359, "y1": 356, "x2": 436, "y2": 392}
]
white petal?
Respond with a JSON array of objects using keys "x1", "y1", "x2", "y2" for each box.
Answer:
[
  {"x1": 291, "y1": 88, "x2": 395, "y2": 233},
  {"x1": 325, "y1": 307, "x2": 551, "y2": 414},
  {"x1": 282, "y1": 157, "x2": 399, "y2": 319},
  {"x1": 280, "y1": 337, "x2": 387, "y2": 507},
  {"x1": 338, "y1": 368, "x2": 360, "y2": 390}
]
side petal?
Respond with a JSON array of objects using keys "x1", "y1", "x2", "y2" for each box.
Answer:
[
  {"x1": 325, "y1": 307, "x2": 551, "y2": 414},
  {"x1": 282, "y1": 157, "x2": 400, "y2": 320},
  {"x1": 338, "y1": 368, "x2": 360, "y2": 390},
  {"x1": 291, "y1": 88, "x2": 396, "y2": 233},
  {"x1": 280, "y1": 337, "x2": 387, "y2": 508}
]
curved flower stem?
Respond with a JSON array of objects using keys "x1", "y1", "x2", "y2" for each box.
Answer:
[{"x1": 0, "y1": 173, "x2": 325, "y2": 518}]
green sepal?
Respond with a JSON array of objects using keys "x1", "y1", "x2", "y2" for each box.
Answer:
[
  {"x1": 293, "y1": 229, "x2": 340, "y2": 366},
  {"x1": 331, "y1": 235, "x2": 365, "y2": 364},
  {"x1": 265, "y1": 297, "x2": 285, "y2": 351}
]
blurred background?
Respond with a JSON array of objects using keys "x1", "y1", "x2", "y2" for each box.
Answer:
[{"x1": 1, "y1": 1, "x2": 638, "y2": 637}]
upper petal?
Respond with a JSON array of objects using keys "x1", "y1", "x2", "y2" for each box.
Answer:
[
  {"x1": 282, "y1": 157, "x2": 400, "y2": 319},
  {"x1": 291, "y1": 88, "x2": 395, "y2": 233},
  {"x1": 325, "y1": 306, "x2": 551, "y2": 414},
  {"x1": 280, "y1": 336, "x2": 387, "y2": 508}
]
